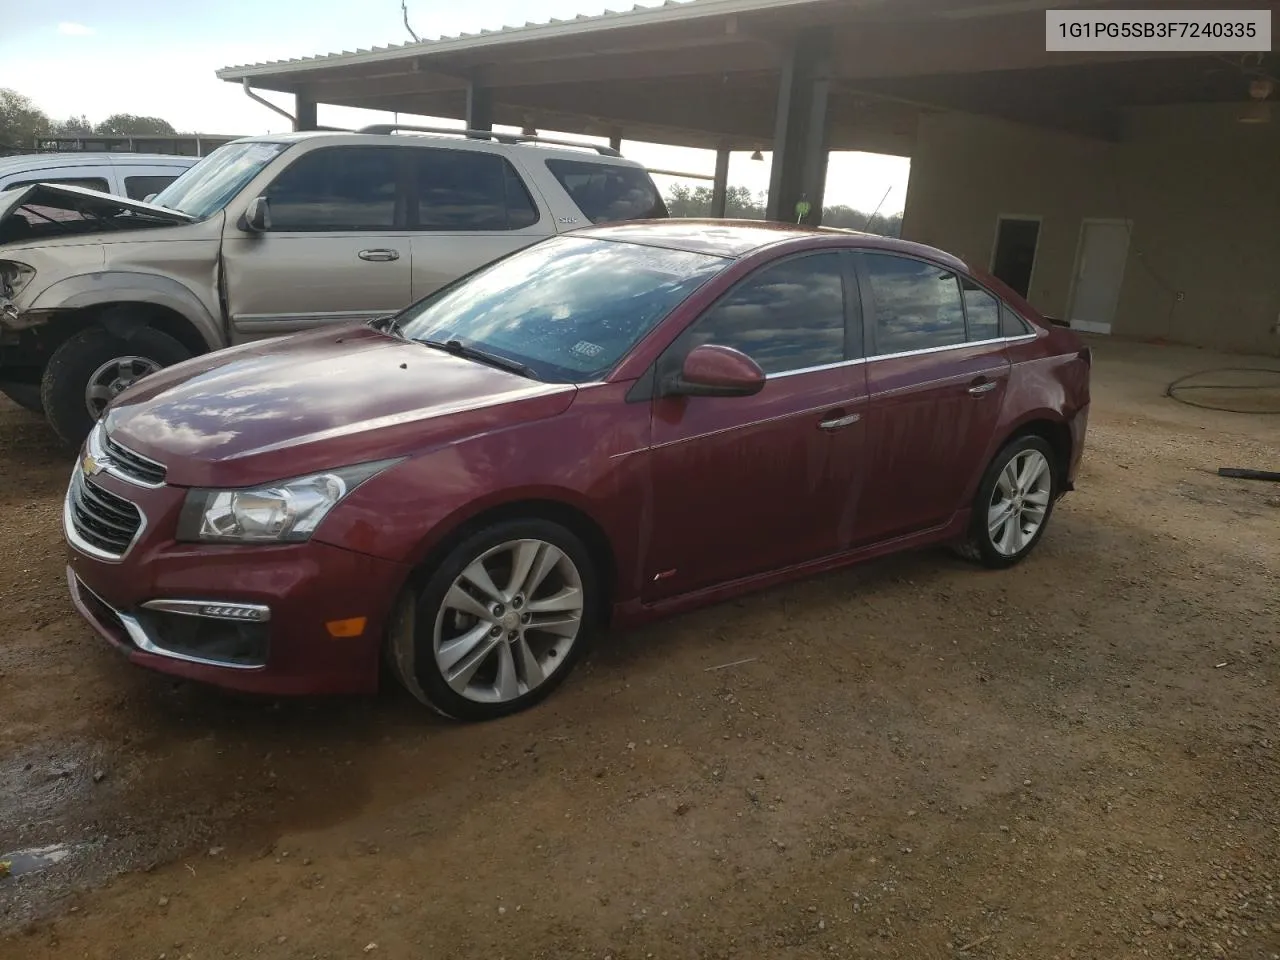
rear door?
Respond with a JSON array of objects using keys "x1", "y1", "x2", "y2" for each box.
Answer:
[
  {"x1": 643, "y1": 250, "x2": 868, "y2": 602},
  {"x1": 406, "y1": 147, "x2": 554, "y2": 300},
  {"x1": 222, "y1": 145, "x2": 412, "y2": 341},
  {"x1": 854, "y1": 252, "x2": 1011, "y2": 545}
]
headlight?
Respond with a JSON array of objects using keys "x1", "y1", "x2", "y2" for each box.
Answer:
[
  {"x1": 176, "y1": 459, "x2": 400, "y2": 544},
  {"x1": 0, "y1": 260, "x2": 35, "y2": 301}
]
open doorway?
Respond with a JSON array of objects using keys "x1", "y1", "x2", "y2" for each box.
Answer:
[{"x1": 990, "y1": 215, "x2": 1041, "y2": 299}]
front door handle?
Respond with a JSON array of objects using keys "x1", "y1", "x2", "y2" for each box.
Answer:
[
  {"x1": 358, "y1": 249, "x2": 400, "y2": 262},
  {"x1": 968, "y1": 379, "x2": 998, "y2": 397},
  {"x1": 819, "y1": 412, "x2": 861, "y2": 431}
]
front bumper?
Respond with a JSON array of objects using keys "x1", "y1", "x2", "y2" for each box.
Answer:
[{"x1": 63, "y1": 461, "x2": 411, "y2": 697}]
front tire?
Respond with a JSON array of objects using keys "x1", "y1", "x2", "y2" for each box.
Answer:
[
  {"x1": 957, "y1": 434, "x2": 1059, "y2": 569},
  {"x1": 41, "y1": 326, "x2": 191, "y2": 446},
  {"x1": 391, "y1": 518, "x2": 599, "y2": 721}
]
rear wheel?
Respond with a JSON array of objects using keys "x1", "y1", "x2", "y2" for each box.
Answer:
[
  {"x1": 41, "y1": 326, "x2": 191, "y2": 446},
  {"x1": 0, "y1": 382, "x2": 43, "y2": 414},
  {"x1": 955, "y1": 434, "x2": 1058, "y2": 569},
  {"x1": 389, "y1": 518, "x2": 598, "y2": 721}
]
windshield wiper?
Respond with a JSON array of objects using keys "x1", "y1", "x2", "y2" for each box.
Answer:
[
  {"x1": 369, "y1": 314, "x2": 405, "y2": 338},
  {"x1": 417, "y1": 338, "x2": 540, "y2": 381}
]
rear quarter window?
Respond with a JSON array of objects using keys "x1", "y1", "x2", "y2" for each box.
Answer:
[{"x1": 544, "y1": 158, "x2": 668, "y2": 224}]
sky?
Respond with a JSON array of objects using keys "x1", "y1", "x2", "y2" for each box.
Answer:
[{"x1": 0, "y1": 0, "x2": 911, "y2": 213}]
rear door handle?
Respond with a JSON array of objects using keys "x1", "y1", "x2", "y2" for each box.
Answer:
[
  {"x1": 968, "y1": 379, "x2": 998, "y2": 397},
  {"x1": 819, "y1": 412, "x2": 861, "y2": 431},
  {"x1": 358, "y1": 249, "x2": 400, "y2": 262}
]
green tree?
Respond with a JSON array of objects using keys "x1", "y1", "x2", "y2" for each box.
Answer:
[
  {"x1": 664, "y1": 183, "x2": 901, "y2": 237},
  {"x1": 53, "y1": 114, "x2": 95, "y2": 136},
  {"x1": 95, "y1": 113, "x2": 176, "y2": 136},
  {"x1": 0, "y1": 88, "x2": 51, "y2": 152}
]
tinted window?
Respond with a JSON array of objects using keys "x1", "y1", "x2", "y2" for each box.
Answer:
[
  {"x1": 545, "y1": 159, "x2": 667, "y2": 224},
  {"x1": 397, "y1": 236, "x2": 726, "y2": 383},
  {"x1": 7, "y1": 176, "x2": 109, "y2": 193},
  {"x1": 265, "y1": 146, "x2": 399, "y2": 231},
  {"x1": 962, "y1": 278, "x2": 1000, "y2": 342},
  {"x1": 125, "y1": 175, "x2": 179, "y2": 201},
  {"x1": 1001, "y1": 303, "x2": 1033, "y2": 337},
  {"x1": 414, "y1": 150, "x2": 538, "y2": 231},
  {"x1": 863, "y1": 253, "x2": 966, "y2": 356},
  {"x1": 675, "y1": 253, "x2": 847, "y2": 375}
]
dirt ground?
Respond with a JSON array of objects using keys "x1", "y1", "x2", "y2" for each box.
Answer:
[{"x1": 1, "y1": 336, "x2": 1278, "y2": 960}]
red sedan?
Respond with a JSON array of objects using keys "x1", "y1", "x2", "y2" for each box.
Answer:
[{"x1": 63, "y1": 221, "x2": 1091, "y2": 721}]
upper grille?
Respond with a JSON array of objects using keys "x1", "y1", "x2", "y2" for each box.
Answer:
[
  {"x1": 103, "y1": 432, "x2": 166, "y2": 485},
  {"x1": 68, "y1": 471, "x2": 143, "y2": 557}
]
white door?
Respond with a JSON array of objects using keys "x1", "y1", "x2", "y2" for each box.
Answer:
[{"x1": 1068, "y1": 220, "x2": 1130, "y2": 334}]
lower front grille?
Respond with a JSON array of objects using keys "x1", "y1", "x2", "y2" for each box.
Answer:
[{"x1": 68, "y1": 471, "x2": 143, "y2": 557}]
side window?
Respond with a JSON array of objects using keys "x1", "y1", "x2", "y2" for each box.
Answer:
[
  {"x1": 961, "y1": 277, "x2": 1001, "y2": 342},
  {"x1": 7, "y1": 176, "x2": 110, "y2": 193},
  {"x1": 544, "y1": 159, "x2": 668, "y2": 224},
  {"x1": 862, "y1": 253, "x2": 966, "y2": 356},
  {"x1": 1001, "y1": 303, "x2": 1033, "y2": 337},
  {"x1": 264, "y1": 147, "x2": 399, "y2": 231},
  {"x1": 124, "y1": 175, "x2": 180, "y2": 201},
  {"x1": 414, "y1": 149, "x2": 539, "y2": 231},
  {"x1": 673, "y1": 252, "x2": 847, "y2": 376}
]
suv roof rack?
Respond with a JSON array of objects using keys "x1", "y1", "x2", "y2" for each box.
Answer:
[{"x1": 356, "y1": 124, "x2": 622, "y2": 158}]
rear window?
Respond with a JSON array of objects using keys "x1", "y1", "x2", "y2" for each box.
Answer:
[{"x1": 544, "y1": 159, "x2": 667, "y2": 224}]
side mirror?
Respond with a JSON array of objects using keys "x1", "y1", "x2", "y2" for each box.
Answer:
[
  {"x1": 661, "y1": 344, "x2": 765, "y2": 399},
  {"x1": 243, "y1": 196, "x2": 271, "y2": 232}
]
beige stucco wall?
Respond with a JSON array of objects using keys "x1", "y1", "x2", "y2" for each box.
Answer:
[{"x1": 900, "y1": 106, "x2": 1280, "y2": 356}]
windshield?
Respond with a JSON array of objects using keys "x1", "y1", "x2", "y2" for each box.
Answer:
[
  {"x1": 396, "y1": 236, "x2": 728, "y2": 383},
  {"x1": 151, "y1": 141, "x2": 290, "y2": 219}
]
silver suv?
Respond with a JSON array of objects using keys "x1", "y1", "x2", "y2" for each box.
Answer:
[{"x1": 0, "y1": 126, "x2": 668, "y2": 443}]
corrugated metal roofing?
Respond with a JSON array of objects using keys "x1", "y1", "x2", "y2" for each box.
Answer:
[{"x1": 216, "y1": 0, "x2": 828, "y2": 78}]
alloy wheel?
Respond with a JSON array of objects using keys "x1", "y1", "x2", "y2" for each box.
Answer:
[
  {"x1": 986, "y1": 449, "x2": 1052, "y2": 557},
  {"x1": 85, "y1": 356, "x2": 162, "y2": 418}
]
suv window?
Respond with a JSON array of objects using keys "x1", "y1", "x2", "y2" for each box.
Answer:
[
  {"x1": 414, "y1": 149, "x2": 539, "y2": 231},
  {"x1": 125, "y1": 174, "x2": 180, "y2": 201},
  {"x1": 264, "y1": 146, "x2": 400, "y2": 231},
  {"x1": 544, "y1": 158, "x2": 667, "y2": 224},
  {"x1": 7, "y1": 176, "x2": 109, "y2": 193},
  {"x1": 673, "y1": 252, "x2": 848, "y2": 376},
  {"x1": 862, "y1": 253, "x2": 966, "y2": 356},
  {"x1": 961, "y1": 277, "x2": 1001, "y2": 342}
]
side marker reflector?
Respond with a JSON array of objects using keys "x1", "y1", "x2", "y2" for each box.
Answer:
[{"x1": 326, "y1": 617, "x2": 367, "y2": 638}]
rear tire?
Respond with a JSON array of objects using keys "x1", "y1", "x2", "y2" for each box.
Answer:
[
  {"x1": 0, "y1": 382, "x2": 43, "y2": 414},
  {"x1": 41, "y1": 326, "x2": 191, "y2": 446},
  {"x1": 390, "y1": 518, "x2": 599, "y2": 722},
  {"x1": 954, "y1": 434, "x2": 1059, "y2": 569}
]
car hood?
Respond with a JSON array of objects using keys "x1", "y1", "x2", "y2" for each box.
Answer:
[
  {"x1": 102, "y1": 325, "x2": 578, "y2": 488},
  {"x1": 0, "y1": 182, "x2": 195, "y2": 240}
]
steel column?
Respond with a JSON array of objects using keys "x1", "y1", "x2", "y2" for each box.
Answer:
[
  {"x1": 710, "y1": 147, "x2": 731, "y2": 218},
  {"x1": 765, "y1": 31, "x2": 831, "y2": 225}
]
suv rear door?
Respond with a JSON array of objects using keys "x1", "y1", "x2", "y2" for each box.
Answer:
[
  {"x1": 221, "y1": 145, "x2": 412, "y2": 341},
  {"x1": 405, "y1": 146, "x2": 554, "y2": 300}
]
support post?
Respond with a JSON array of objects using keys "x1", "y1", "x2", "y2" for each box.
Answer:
[
  {"x1": 609, "y1": 130, "x2": 623, "y2": 153},
  {"x1": 294, "y1": 92, "x2": 318, "y2": 132},
  {"x1": 765, "y1": 31, "x2": 831, "y2": 226},
  {"x1": 710, "y1": 147, "x2": 731, "y2": 218},
  {"x1": 466, "y1": 80, "x2": 493, "y2": 138}
]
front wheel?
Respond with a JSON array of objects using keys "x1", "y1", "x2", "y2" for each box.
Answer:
[
  {"x1": 41, "y1": 326, "x2": 191, "y2": 446},
  {"x1": 389, "y1": 518, "x2": 598, "y2": 721},
  {"x1": 956, "y1": 434, "x2": 1059, "y2": 569}
]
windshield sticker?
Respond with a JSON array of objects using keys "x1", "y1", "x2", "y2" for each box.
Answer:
[{"x1": 571, "y1": 340, "x2": 605, "y2": 359}]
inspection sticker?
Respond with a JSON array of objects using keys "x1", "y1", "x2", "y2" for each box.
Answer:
[{"x1": 1046, "y1": 9, "x2": 1271, "y2": 52}]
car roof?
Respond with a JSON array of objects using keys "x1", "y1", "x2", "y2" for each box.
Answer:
[
  {"x1": 0, "y1": 153, "x2": 198, "y2": 175},
  {"x1": 576, "y1": 219, "x2": 969, "y2": 269},
  {"x1": 229, "y1": 131, "x2": 648, "y2": 167}
]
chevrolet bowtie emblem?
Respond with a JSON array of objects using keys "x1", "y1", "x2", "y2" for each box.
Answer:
[{"x1": 82, "y1": 453, "x2": 106, "y2": 476}]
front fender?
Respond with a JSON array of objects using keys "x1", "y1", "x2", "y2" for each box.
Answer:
[{"x1": 28, "y1": 271, "x2": 222, "y2": 350}]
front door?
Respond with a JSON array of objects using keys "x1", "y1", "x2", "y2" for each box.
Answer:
[
  {"x1": 1068, "y1": 219, "x2": 1131, "y2": 335},
  {"x1": 222, "y1": 145, "x2": 413, "y2": 342},
  {"x1": 855, "y1": 253, "x2": 1011, "y2": 545},
  {"x1": 644, "y1": 251, "x2": 868, "y2": 603}
]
